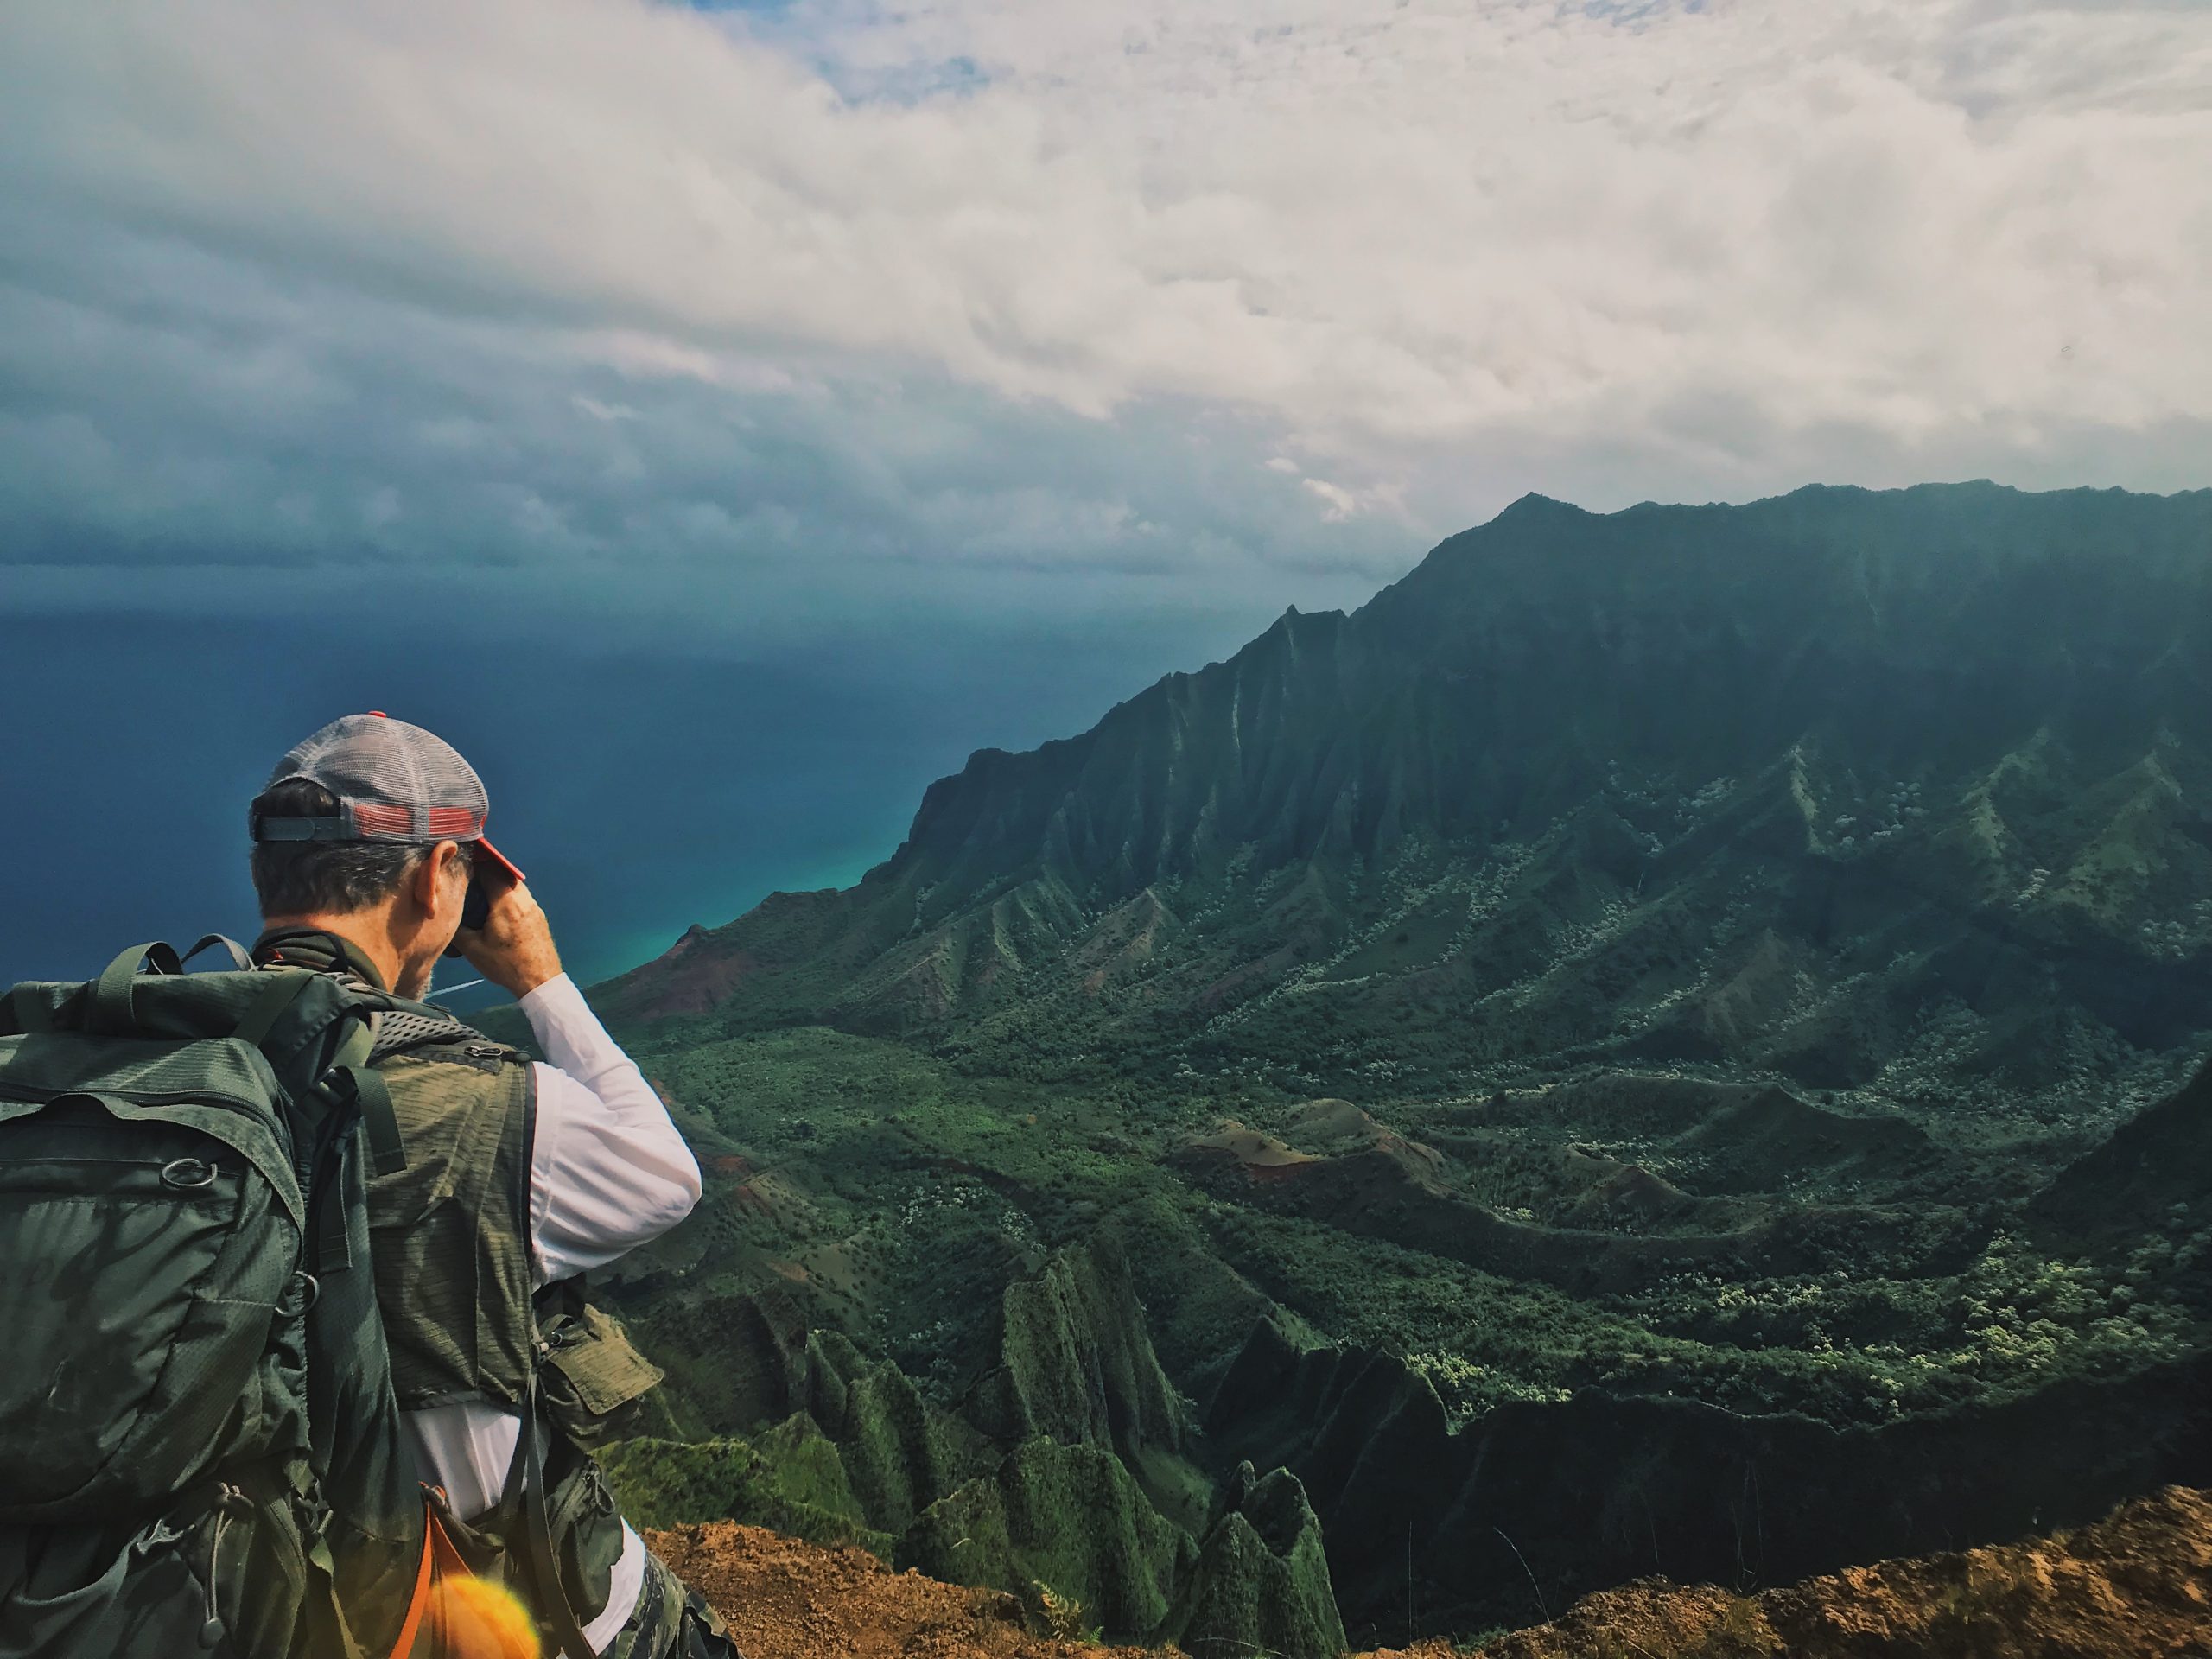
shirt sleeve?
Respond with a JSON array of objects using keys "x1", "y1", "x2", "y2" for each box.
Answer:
[{"x1": 518, "y1": 973, "x2": 702, "y2": 1285}]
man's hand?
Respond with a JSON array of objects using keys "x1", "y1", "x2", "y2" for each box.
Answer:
[{"x1": 458, "y1": 875, "x2": 563, "y2": 999}]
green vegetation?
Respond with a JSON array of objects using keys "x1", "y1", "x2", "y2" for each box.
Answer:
[
  {"x1": 904, "y1": 1439, "x2": 1194, "y2": 1637},
  {"x1": 600, "y1": 1427, "x2": 890, "y2": 1552},
  {"x1": 572, "y1": 485, "x2": 2212, "y2": 1648},
  {"x1": 1031, "y1": 1581, "x2": 1096, "y2": 1643},
  {"x1": 595, "y1": 1012, "x2": 2212, "y2": 1506}
]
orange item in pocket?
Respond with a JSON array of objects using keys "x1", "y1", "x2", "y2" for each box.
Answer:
[
  {"x1": 428, "y1": 1574, "x2": 540, "y2": 1659},
  {"x1": 390, "y1": 1495, "x2": 543, "y2": 1659}
]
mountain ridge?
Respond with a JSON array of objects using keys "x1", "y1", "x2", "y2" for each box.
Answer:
[{"x1": 599, "y1": 479, "x2": 2212, "y2": 1123}]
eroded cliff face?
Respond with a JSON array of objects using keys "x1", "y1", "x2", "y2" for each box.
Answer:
[{"x1": 607, "y1": 1239, "x2": 1344, "y2": 1657}]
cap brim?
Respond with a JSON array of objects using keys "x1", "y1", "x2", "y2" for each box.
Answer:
[{"x1": 474, "y1": 836, "x2": 525, "y2": 886}]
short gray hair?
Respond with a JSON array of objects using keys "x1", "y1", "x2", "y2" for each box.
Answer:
[{"x1": 249, "y1": 778, "x2": 469, "y2": 916}]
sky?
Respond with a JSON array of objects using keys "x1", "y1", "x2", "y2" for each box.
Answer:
[{"x1": 3, "y1": 0, "x2": 2209, "y2": 988}]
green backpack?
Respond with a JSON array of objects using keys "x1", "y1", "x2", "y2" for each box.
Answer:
[{"x1": 0, "y1": 940, "x2": 429, "y2": 1659}]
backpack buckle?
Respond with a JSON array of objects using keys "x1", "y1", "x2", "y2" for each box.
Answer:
[
  {"x1": 161, "y1": 1157, "x2": 219, "y2": 1191},
  {"x1": 280, "y1": 1270, "x2": 321, "y2": 1317}
]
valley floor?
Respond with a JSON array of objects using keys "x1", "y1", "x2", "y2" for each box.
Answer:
[{"x1": 657, "y1": 1484, "x2": 2212, "y2": 1659}]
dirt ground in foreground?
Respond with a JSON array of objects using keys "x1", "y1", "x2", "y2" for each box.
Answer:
[
  {"x1": 647, "y1": 1521, "x2": 1180, "y2": 1659},
  {"x1": 653, "y1": 1483, "x2": 2212, "y2": 1659}
]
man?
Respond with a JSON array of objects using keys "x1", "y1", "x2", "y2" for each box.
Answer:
[{"x1": 245, "y1": 711, "x2": 734, "y2": 1658}]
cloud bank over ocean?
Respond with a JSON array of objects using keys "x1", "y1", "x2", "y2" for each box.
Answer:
[{"x1": 3, "y1": 0, "x2": 2208, "y2": 643}]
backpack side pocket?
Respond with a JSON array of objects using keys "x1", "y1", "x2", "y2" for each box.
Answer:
[{"x1": 540, "y1": 1304, "x2": 666, "y2": 1452}]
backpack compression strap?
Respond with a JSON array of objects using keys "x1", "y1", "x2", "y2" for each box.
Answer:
[
  {"x1": 79, "y1": 934, "x2": 293, "y2": 1035},
  {"x1": 494, "y1": 1373, "x2": 603, "y2": 1659}
]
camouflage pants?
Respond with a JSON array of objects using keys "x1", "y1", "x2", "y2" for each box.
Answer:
[{"x1": 596, "y1": 1550, "x2": 741, "y2": 1659}]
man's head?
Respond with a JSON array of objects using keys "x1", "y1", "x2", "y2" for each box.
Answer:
[{"x1": 250, "y1": 712, "x2": 516, "y2": 997}]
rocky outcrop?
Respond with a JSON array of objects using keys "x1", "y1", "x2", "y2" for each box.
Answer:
[
  {"x1": 901, "y1": 1439, "x2": 1198, "y2": 1638},
  {"x1": 1462, "y1": 1484, "x2": 2212, "y2": 1659},
  {"x1": 963, "y1": 1236, "x2": 1191, "y2": 1466},
  {"x1": 647, "y1": 1485, "x2": 2212, "y2": 1659},
  {"x1": 1163, "y1": 1464, "x2": 1348, "y2": 1659},
  {"x1": 620, "y1": 1238, "x2": 1345, "y2": 1656}
]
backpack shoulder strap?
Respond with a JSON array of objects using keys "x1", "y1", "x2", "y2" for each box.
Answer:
[
  {"x1": 235, "y1": 969, "x2": 321, "y2": 1047},
  {"x1": 323, "y1": 1014, "x2": 407, "y2": 1182},
  {"x1": 181, "y1": 933, "x2": 255, "y2": 971}
]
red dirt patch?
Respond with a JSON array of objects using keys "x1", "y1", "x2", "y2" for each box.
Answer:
[
  {"x1": 1183, "y1": 1122, "x2": 1321, "y2": 1170},
  {"x1": 647, "y1": 1522, "x2": 1179, "y2": 1659},
  {"x1": 620, "y1": 931, "x2": 766, "y2": 1019}
]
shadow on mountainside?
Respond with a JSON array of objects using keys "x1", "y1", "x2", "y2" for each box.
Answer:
[
  {"x1": 1376, "y1": 1484, "x2": 2212, "y2": 1659},
  {"x1": 1208, "y1": 1319, "x2": 2212, "y2": 1643}
]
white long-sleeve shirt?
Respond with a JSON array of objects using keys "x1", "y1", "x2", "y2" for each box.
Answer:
[{"x1": 399, "y1": 973, "x2": 702, "y2": 1652}]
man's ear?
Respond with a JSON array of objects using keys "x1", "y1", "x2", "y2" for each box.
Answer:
[{"x1": 411, "y1": 840, "x2": 467, "y2": 919}]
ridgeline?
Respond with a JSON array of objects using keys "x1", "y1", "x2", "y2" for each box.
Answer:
[{"x1": 556, "y1": 482, "x2": 2212, "y2": 1651}]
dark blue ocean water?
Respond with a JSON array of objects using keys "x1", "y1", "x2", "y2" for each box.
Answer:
[{"x1": 0, "y1": 609, "x2": 1250, "y2": 1001}]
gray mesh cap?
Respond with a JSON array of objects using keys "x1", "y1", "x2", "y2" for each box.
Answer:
[{"x1": 251, "y1": 711, "x2": 523, "y2": 881}]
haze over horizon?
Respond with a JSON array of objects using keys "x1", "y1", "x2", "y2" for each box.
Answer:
[{"x1": 3, "y1": 0, "x2": 2209, "y2": 985}]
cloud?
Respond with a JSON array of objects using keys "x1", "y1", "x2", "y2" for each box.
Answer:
[
  {"x1": 572, "y1": 395, "x2": 643, "y2": 422},
  {"x1": 1300, "y1": 479, "x2": 1360, "y2": 523},
  {"x1": 0, "y1": 0, "x2": 2207, "y2": 640}
]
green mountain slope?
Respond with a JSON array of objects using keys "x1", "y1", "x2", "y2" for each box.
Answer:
[{"x1": 575, "y1": 481, "x2": 2212, "y2": 1646}]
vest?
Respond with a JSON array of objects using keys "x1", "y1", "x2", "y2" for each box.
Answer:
[
  {"x1": 365, "y1": 1018, "x2": 650, "y2": 1633},
  {"x1": 248, "y1": 931, "x2": 667, "y2": 1643},
  {"x1": 366, "y1": 1024, "x2": 537, "y2": 1410},
  {"x1": 359, "y1": 1007, "x2": 666, "y2": 1436}
]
